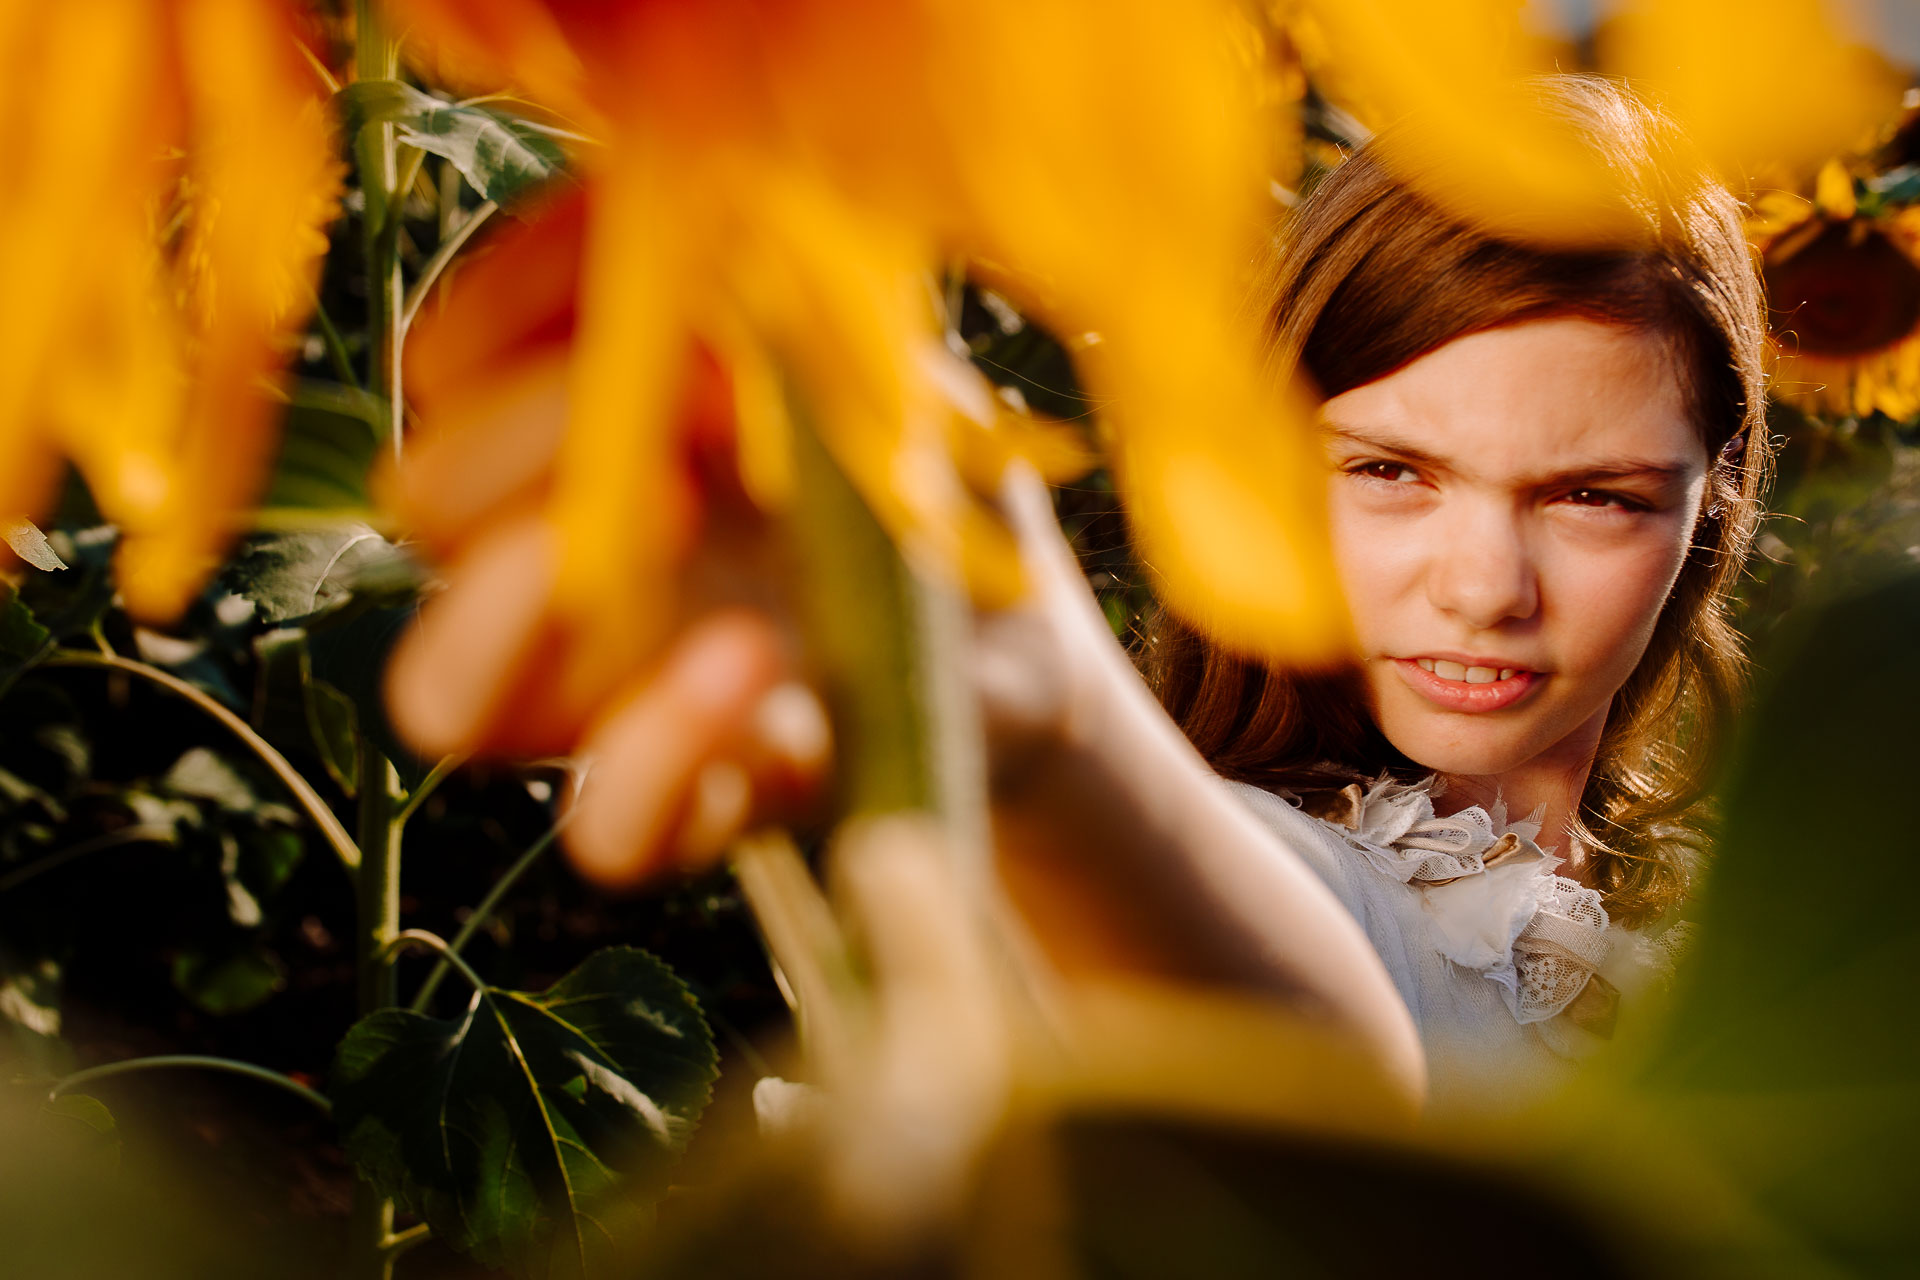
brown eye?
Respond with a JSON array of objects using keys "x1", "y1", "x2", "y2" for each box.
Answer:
[
  {"x1": 1562, "y1": 489, "x2": 1644, "y2": 511},
  {"x1": 1351, "y1": 460, "x2": 1419, "y2": 483}
]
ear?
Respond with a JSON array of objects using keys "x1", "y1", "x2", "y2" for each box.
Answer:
[{"x1": 1703, "y1": 429, "x2": 1746, "y2": 520}]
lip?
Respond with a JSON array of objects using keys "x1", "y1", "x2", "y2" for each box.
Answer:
[{"x1": 1391, "y1": 657, "x2": 1543, "y2": 712}]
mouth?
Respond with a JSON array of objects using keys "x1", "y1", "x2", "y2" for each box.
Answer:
[{"x1": 1392, "y1": 656, "x2": 1542, "y2": 712}]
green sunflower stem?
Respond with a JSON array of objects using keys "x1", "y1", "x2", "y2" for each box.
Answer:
[
  {"x1": 787, "y1": 412, "x2": 988, "y2": 848},
  {"x1": 348, "y1": 747, "x2": 404, "y2": 1280},
  {"x1": 350, "y1": 7, "x2": 404, "y2": 1275},
  {"x1": 354, "y1": 0, "x2": 403, "y2": 459},
  {"x1": 750, "y1": 411, "x2": 996, "y2": 1081}
]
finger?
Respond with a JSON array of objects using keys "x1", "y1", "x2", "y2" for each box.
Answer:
[
  {"x1": 565, "y1": 609, "x2": 787, "y2": 889},
  {"x1": 996, "y1": 460, "x2": 1085, "y2": 594},
  {"x1": 676, "y1": 681, "x2": 834, "y2": 873},
  {"x1": 738, "y1": 680, "x2": 833, "y2": 817}
]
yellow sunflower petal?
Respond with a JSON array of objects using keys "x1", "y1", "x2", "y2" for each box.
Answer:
[
  {"x1": 1746, "y1": 190, "x2": 1814, "y2": 244},
  {"x1": 116, "y1": 0, "x2": 341, "y2": 620},
  {"x1": 1299, "y1": 0, "x2": 1638, "y2": 248},
  {"x1": 935, "y1": 0, "x2": 1345, "y2": 658},
  {"x1": 1603, "y1": 0, "x2": 1905, "y2": 188},
  {"x1": 0, "y1": 2, "x2": 169, "y2": 522},
  {"x1": 1813, "y1": 159, "x2": 1858, "y2": 219},
  {"x1": 548, "y1": 147, "x2": 688, "y2": 705}
]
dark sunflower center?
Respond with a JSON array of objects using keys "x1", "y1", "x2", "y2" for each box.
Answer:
[{"x1": 1764, "y1": 221, "x2": 1920, "y2": 359}]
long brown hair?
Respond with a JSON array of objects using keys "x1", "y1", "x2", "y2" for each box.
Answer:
[{"x1": 1146, "y1": 77, "x2": 1771, "y2": 926}]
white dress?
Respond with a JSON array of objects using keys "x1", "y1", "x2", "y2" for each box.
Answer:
[{"x1": 1226, "y1": 775, "x2": 1683, "y2": 1107}]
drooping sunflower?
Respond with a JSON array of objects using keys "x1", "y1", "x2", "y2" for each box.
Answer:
[{"x1": 1751, "y1": 159, "x2": 1920, "y2": 422}]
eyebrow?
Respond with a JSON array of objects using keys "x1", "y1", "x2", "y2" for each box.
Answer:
[{"x1": 1319, "y1": 425, "x2": 1696, "y2": 487}]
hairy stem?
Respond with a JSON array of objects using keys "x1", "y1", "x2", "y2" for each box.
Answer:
[
  {"x1": 354, "y1": 0, "x2": 402, "y2": 459},
  {"x1": 356, "y1": 753, "x2": 404, "y2": 1014},
  {"x1": 350, "y1": 5, "x2": 403, "y2": 1274},
  {"x1": 349, "y1": 751, "x2": 404, "y2": 1280}
]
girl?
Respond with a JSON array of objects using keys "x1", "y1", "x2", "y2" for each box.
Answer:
[
  {"x1": 1139, "y1": 75, "x2": 1768, "y2": 1100},
  {"x1": 415, "y1": 75, "x2": 1768, "y2": 1109}
]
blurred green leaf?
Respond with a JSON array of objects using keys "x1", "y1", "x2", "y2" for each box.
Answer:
[
  {"x1": 331, "y1": 946, "x2": 717, "y2": 1279},
  {"x1": 303, "y1": 677, "x2": 361, "y2": 796},
  {"x1": 253, "y1": 627, "x2": 361, "y2": 795},
  {"x1": 220, "y1": 527, "x2": 418, "y2": 627},
  {"x1": 264, "y1": 383, "x2": 387, "y2": 512},
  {"x1": 340, "y1": 80, "x2": 567, "y2": 205},
  {"x1": 36, "y1": 1093, "x2": 120, "y2": 1177},
  {"x1": 161, "y1": 748, "x2": 260, "y2": 814},
  {"x1": 236, "y1": 827, "x2": 304, "y2": 900},
  {"x1": 170, "y1": 947, "x2": 285, "y2": 1017},
  {"x1": 306, "y1": 604, "x2": 424, "y2": 786},
  {"x1": 40, "y1": 1092, "x2": 116, "y2": 1143},
  {"x1": 0, "y1": 587, "x2": 52, "y2": 696},
  {"x1": 17, "y1": 526, "x2": 116, "y2": 643},
  {"x1": 1615, "y1": 573, "x2": 1920, "y2": 1275},
  {"x1": 0, "y1": 1086, "x2": 276, "y2": 1278},
  {"x1": 0, "y1": 953, "x2": 68, "y2": 1077}
]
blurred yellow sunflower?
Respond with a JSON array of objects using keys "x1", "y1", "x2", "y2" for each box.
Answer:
[
  {"x1": 379, "y1": 0, "x2": 1349, "y2": 760},
  {"x1": 1293, "y1": 0, "x2": 1905, "y2": 247},
  {"x1": 0, "y1": 0, "x2": 340, "y2": 619},
  {"x1": 1751, "y1": 160, "x2": 1920, "y2": 421}
]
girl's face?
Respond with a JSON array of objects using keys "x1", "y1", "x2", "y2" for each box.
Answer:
[{"x1": 1320, "y1": 317, "x2": 1709, "y2": 781}]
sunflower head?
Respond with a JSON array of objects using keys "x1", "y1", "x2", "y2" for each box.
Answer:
[{"x1": 1752, "y1": 156, "x2": 1920, "y2": 422}]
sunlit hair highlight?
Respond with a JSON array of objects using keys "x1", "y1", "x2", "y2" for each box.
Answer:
[{"x1": 1145, "y1": 77, "x2": 1770, "y2": 927}]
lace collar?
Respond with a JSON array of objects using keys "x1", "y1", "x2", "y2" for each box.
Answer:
[{"x1": 1290, "y1": 775, "x2": 1619, "y2": 1035}]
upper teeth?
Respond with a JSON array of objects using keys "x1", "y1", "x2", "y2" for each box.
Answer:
[{"x1": 1417, "y1": 658, "x2": 1516, "y2": 683}]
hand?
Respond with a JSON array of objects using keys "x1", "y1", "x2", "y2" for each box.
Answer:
[{"x1": 383, "y1": 410, "x2": 1115, "y2": 889}]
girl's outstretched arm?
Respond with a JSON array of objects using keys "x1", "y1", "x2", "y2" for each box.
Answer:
[
  {"x1": 537, "y1": 466, "x2": 1426, "y2": 1109},
  {"x1": 978, "y1": 469, "x2": 1426, "y2": 1106}
]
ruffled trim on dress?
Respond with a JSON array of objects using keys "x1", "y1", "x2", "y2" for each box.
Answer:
[{"x1": 1284, "y1": 775, "x2": 1618, "y2": 1033}]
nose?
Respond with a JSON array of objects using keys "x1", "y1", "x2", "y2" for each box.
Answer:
[{"x1": 1424, "y1": 501, "x2": 1539, "y2": 630}]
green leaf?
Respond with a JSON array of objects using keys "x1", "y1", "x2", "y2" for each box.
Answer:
[
  {"x1": 36, "y1": 1094, "x2": 119, "y2": 1175},
  {"x1": 219, "y1": 527, "x2": 418, "y2": 627},
  {"x1": 265, "y1": 383, "x2": 387, "y2": 512},
  {"x1": 0, "y1": 586, "x2": 52, "y2": 696},
  {"x1": 42, "y1": 1092, "x2": 115, "y2": 1138},
  {"x1": 161, "y1": 748, "x2": 260, "y2": 813},
  {"x1": 15, "y1": 525, "x2": 116, "y2": 643},
  {"x1": 340, "y1": 80, "x2": 567, "y2": 205},
  {"x1": 0, "y1": 957, "x2": 60, "y2": 1037},
  {"x1": 330, "y1": 946, "x2": 717, "y2": 1279},
  {"x1": 303, "y1": 678, "x2": 361, "y2": 797},
  {"x1": 306, "y1": 605, "x2": 425, "y2": 786},
  {"x1": 1621, "y1": 573, "x2": 1920, "y2": 1274},
  {"x1": 236, "y1": 827, "x2": 304, "y2": 899},
  {"x1": 251, "y1": 625, "x2": 363, "y2": 795},
  {"x1": 170, "y1": 947, "x2": 285, "y2": 1016}
]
